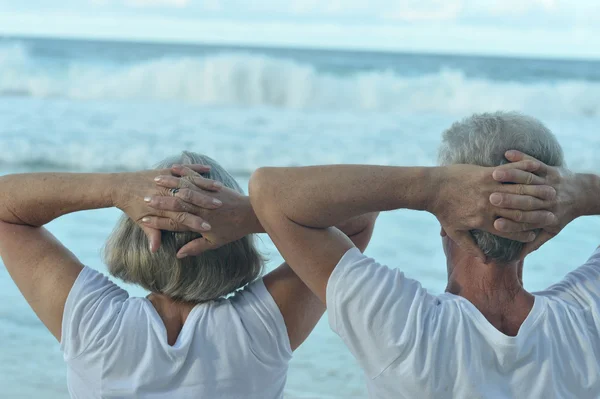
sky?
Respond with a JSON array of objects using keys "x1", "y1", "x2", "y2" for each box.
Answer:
[{"x1": 0, "y1": 0, "x2": 599, "y2": 59}]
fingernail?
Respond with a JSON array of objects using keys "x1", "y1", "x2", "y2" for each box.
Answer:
[
  {"x1": 201, "y1": 222, "x2": 211, "y2": 230},
  {"x1": 149, "y1": 242, "x2": 154, "y2": 252},
  {"x1": 547, "y1": 213, "x2": 557, "y2": 224},
  {"x1": 493, "y1": 170, "x2": 506, "y2": 180},
  {"x1": 154, "y1": 177, "x2": 161, "y2": 182},
  {"x1": 177, "y1": 253, "x2": 188, "y2": 259},
  {"x1": 213, "y1": 181, "x2": 223, "y2": 189},
  {"x1": 506, "y1": 150, "x2": 516, "y2": 158},
  {"x1": 144, "y1": 196, "x2": 151, "y2": 203},
  {"x1": 528, "y1": 233, "x2": 536, "y2": 242},
  {"x1": 496, "y1": 219, "x2": 505, "y2": 230},
  {"x1": 490, "y1": 193, "x2": 502, "y2": 205},
  {"x1": 212, "y1": 198, "x2": 222, "y2": 206},
  {"x1": 142, "y1": 217, "x2": 150, "y2": 223}
]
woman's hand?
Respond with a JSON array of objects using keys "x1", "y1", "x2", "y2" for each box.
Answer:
[
  {"x1": 432, "y1": 162, "x2": 558, "y2": 261},
  {"x1": 110, "y1": 165, "x2": 223, "y2": 252},
  {"x1": 140, "y1": 165, "x2": 259, "y2": 258},
  {"x1": 490, "y1": 150, "x2": 581, "y2": 256}
]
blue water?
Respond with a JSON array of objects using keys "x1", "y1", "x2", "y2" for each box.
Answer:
[{"x1": 0, "y1": 37, "x2": 599, "y2": 398}]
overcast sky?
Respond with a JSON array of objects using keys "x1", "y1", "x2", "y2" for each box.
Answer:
[{"x1": 1, "y1": 0, "x2": 599, "y2": 59}]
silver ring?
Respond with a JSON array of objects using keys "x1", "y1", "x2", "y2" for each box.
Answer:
[{"x1": 169, "y1": 188, "x2": 180, "y2": 197}]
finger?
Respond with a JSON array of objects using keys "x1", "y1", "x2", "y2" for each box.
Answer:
[
  {"x1": 495, "y1": 209, "x2": 557, "y2": 229},
  {"x1": 154, "y1": 175, "x2": 182, "y2": 189},
  {"x1": 147, "y1": 193, "x2": 221, "y2": 212},
  {"x1": 177, "y1": 238, "x2": 220, "y2": 258},
  {"x1": 492, "y1": 168, "x2": 547, "y2": 185},
  {"x1": 172, "y1": 165, "x2": 200, "y2": 178},
  {"x1": 176, "y1": 187, "x2": 223, "y2": 208},
  {"x1": 179, "y1": 164, "x2": 211, "y2": 174},
  {"x1": 141, "y1": 214, "x2": 211, "y2": 233},
  {"x1": 489, "y1": 193, "x2": 549, "y2": 211},
  {"x1": 500, "y1": 154, "x2": 549, "y2": 176},
  {"x1": 448, "y1": 230, "x2": 486, "y2": 262},
  {"x1": 505, "y1": 150, "x2": 541, "y2": 163},
  {"x1": 172, "y1": 166, "x2": 223, "y2": 191},
  {"x1": 141, "y1": 225, "x2": 162, "y2": 253},
  {"x1": 520, "y1": 231, "x2": 554, "y2": 258},
  {"x1": 155, "y1": 174, "x2": 216, "y2": 191},
  {"x1": 497, "y1": 184, "x2": 556, "y2": 201}
]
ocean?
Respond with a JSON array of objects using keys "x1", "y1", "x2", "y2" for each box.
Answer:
[{"x1": 0, "y1": 36, "x2": 599, "y2": 398}]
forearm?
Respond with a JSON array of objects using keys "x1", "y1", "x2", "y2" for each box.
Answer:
[
  {"x1": 249, "y1": 165, "x2": 437, "y2": 229},
  {"x1": 576, "y1": 173, "x2": 600, "y2": 217},
  {"x1": 239, "y1": 193, "x2": 379, "y2": 237},
  {"x1": 0, "y1": 173, "x2": 117, "y2": 226}
]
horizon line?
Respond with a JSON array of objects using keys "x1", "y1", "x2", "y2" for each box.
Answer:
[{"x1": 3, "y1": 32, "x2": 600, "y2": 64}]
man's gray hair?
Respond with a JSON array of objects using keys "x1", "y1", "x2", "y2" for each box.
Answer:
[
  {"x1": 104, "y1": 151, "x2": 263, "y2": 303},
  {"x1": 438, "y1": 111, "x2": 564, "y2": 263}
]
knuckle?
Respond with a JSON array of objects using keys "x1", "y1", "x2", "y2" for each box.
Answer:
[
  {"x1": 175, "y1": 199, "x2": 187, "y2": 212},
  {"x1": 175, "y1": 213, "x2": 187, "y2": 224},
  {"x1": 517, "y1": 184, "x2": 525, "y2": 196},
  {"x1": 526, "y1": 173, "x2": 534, "y2": 185},
  {"x1": 514, "y1": 210, "x2": 523, "y2": 221},
  {"x1": 526, "y1": 196, "x2": 534, "y2": 209},
  {"x1": 473, "y1": 215, "x2": 485, "y2": 227},
  {"x1": 180, "y1": 188, "x2": 193, "y2": 202},
  {"x1": 168, "y1": 218, "x2": 179, "y2": 230}
]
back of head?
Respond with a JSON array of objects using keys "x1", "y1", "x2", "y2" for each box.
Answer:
[
  {"x1": 438, "y1": 111, "x2": 564, "y2": 263},
  {"x1": 104, "y1": 151, "x2": 263, "y2": 303}
]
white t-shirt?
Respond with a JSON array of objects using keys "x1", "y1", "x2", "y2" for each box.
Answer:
[
  {"x1": 60, "y1": 267, "x2": 292, "y2": 399},
  {"x1": 327, "y1": 247, "x2": 600, "y2": 399}
]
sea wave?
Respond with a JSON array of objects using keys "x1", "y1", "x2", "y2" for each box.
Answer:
[{"x1": 1, "y1": 43, "x2": 600, "y2": 116}]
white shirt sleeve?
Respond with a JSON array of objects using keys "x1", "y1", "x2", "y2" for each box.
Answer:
[
  {"x1": 543, "y1": 248, "x2": 600, "y2": 308},
  {"x1": 229, "y1": 278, "x2": 293, "y2": 366},
  {"x1": 326, "y1": 248, "x2": 437, "y2": 379},
  {"x1": 60, "y1": 267, "x2": 128, "y2": 360}
]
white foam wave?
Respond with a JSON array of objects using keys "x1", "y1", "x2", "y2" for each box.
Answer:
[{"x1": 1, "y1": 43, "x2": 600, "y2": 117}]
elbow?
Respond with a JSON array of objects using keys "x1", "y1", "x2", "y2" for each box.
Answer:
[{"x1": 249, "y1": 167, "x2": 278, "y2": 216}]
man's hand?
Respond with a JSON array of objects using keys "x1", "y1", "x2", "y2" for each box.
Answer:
[
  {"x1": 490, "y1": 150, "x2": 582, "y2": 256},
  {"x1": 431, "y1": 163, "x2": 558, "y2": 261},
  {"x1": 110, "y1": 165, "x2": 223, "y2": 252}
]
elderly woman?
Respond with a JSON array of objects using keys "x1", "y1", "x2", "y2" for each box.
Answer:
[{"x1": 0, "y1": 152, "x2": 376, "y2": 398}]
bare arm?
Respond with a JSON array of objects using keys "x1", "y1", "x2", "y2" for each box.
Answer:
[
  {"x1": 249, "y1": 164, "x2": 557, "y2": 303},
  {"x1": 263, "y1": 213, "x2": 377, "y2": 351},
  {"x1": 0, "y1": 173, "x2": 117, "y2": 340},
  {"x1": 0, "y1": 169, "x2": 212, "y2": 340}
]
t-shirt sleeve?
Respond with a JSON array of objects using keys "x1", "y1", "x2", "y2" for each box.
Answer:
[
  {"x1": 326, "y1": 248, "x2": 436, "y2": 379},
  {"x1": 229, "y1": 278, "x2": 293, "y2": 366},
  {"x1": 60, "y1": 267, "x2": 128, "y2": 360},
  {"x1": 543, "y1": 248, "x2": 600, "y2": 308}
]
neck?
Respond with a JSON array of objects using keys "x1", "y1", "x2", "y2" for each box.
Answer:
[
  {"x1": 147, "y1": 293, "x2": 195, "y2": 346},
  {"x1": 446, "y1": 255, "x2": 528, "y2": 310}
]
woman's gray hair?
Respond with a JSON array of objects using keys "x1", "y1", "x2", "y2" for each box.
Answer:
[
  {"x1": 438, "y1": 111, "x2": 564, "y2": 263},
  {"x1": 104, "y1": 151, "x2": 263, "y2": 303}
]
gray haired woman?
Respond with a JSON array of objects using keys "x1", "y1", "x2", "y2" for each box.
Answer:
[{"x1": 0, "y1": 152, "x2": 376, "y2": 398}]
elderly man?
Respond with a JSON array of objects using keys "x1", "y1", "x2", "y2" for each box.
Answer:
[{"x1": 144, "y1": 111, "x2": 599, "y2": 398}]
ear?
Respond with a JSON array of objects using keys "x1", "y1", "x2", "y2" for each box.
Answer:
[{"x1": 440, "y1": 227, "x2": 447, "y2": 237}]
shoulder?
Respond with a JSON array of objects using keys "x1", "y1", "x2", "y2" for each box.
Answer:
[{"x1": 61, "y1": 267, "x2": 130, "y2": 358}]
